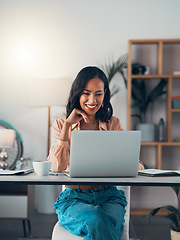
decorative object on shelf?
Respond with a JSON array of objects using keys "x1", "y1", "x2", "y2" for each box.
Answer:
[
  {"x1": 147, "y1": 186, "x2": 180, "y2": 240},
  {"x1": 172, "y1": 96, "x2": 180, "y2": 109},
  {"x1": 174, "y1": 137, "x2": 180, "y2": 142},
  {"x1": 132, "y1": 63, "x2": 149, "y2": 75},
  {"x1": 158, "y1": 118, "x2": 165, "y2": 142},
  {"x1": 173, "y1": 71, "x2": 180, "y2": 75},
  {"x1": 137, "y1": 123, "x2": 155, "y2": 142},
  {"x1": 0, "y1": 129, "x2": 16, "y2": 169},
  {"x1": 101, "y1": 54, "x2": 127, "y2": 98}
]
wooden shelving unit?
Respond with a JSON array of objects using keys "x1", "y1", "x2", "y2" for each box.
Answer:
[{"x1": 128, "y1": 39, "x2": 180, "y2": 215}]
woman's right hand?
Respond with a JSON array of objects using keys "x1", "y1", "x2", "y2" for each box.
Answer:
[
  {"x1": 66, "y1": 108, "x2": 89, "y2": 126},
  {"x1": 60, "y1": 109, "x2": 89, "y2": 142}
]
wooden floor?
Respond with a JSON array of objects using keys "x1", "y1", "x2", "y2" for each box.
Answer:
[{"x1": 0, "y1": 213, "x2": 171, "y2": 240}]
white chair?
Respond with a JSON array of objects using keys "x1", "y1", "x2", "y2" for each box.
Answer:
[{"x1": 51, "y1": 186, "x2": 130, "y2": 240}]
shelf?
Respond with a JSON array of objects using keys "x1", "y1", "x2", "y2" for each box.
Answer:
[
  {"x1": 171, "y1": 109, "x2": 180, "y2": 112},
  {"x1": 141, "y1": 142, "x2": 180, "y2": 146},
  {"x1": 141, "y1": 142, "x2": 161, "y2": 146},
  {"x1": 131, "y1": 74, "x2": 180, "y2": 79},
  {"x1": 172, "y1": 75, "x2": 180, "y2": 79},
  {"x1": 130, "y1": 208, "x2": 168, "y2": 216},
  {"x1": 129, "y1": 39, "x2": 180, "y2": 44}
]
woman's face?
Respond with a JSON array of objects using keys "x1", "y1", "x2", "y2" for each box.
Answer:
[{"x1": 79, "y1": 77, "x2": 105, "y2": 118}]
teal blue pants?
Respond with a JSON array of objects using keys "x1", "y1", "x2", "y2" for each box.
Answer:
[{"x1": 54, "y1": 186, "x2": 127, "y2": 240}]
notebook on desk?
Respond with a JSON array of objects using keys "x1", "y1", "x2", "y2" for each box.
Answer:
[
  {"x1": 69, "y1": 130, "x2": 141, "y2": 178},
  {"x1": 0, "y1": 168, "x2": 33, "y2": 175}
]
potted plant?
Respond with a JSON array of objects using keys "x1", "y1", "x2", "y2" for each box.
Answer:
[
  {"x1": 101, "y1": 54, "x2": 127, "y2": 98},
  {"x1": 101, "y1": 56, "x2": 167, "y2": 141},
  {"x1": 131, "y1": 78, "x2": 167, "y2": 141},
  {"x1": 131, "y1": 78, "x2": 166, "y2": 123},
  {"x1": 147, "y1": 186, "x2": 180, "y2": 240}
]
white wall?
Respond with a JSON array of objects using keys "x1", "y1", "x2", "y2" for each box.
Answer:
[{"x1": 0, "y1": 0, "x2": 180, "y2": 210}]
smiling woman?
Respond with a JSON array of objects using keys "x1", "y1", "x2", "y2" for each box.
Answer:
[{"x1": 47, "y1": 66, "x2": 128, "y2": 240}]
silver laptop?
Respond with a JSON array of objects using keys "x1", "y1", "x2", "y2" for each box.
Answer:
[{"x1": 69, "y1": 130, "x2": 141, "y2": 178}]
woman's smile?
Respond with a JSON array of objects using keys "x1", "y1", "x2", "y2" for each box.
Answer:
[{"x1": 85, "y1": 104, "x2": 97, "y2": 110}]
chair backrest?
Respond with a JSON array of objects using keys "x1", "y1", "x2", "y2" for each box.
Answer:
[{"x1": 117, "y1": 186, "x2": 130, "y2": 240}]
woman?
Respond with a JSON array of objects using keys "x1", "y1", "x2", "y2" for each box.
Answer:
[{"x1": 47, "y1": 66, "x2": 144, "y2": 240}]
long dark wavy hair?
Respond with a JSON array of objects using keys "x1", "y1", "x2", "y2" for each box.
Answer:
[{"x1": 66, "y1": 66, "x2": 113, "y2": 122}]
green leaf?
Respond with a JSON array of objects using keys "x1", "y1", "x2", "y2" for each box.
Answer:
[
  {"x1": 100, "y1": 54, "x2": 128, "y2": 98},
  {"x1": 116, "y1": 54, "x2": 128, "y2": 68},
  {"x1": 140, "y1": 80, "x2": 146, "y2": 101},
  {"x1": 148, "y1": 207, "x2": 162, "y2": 216},
  {"x1": 166, "y1": 212, "x2": 180, "y2": 231},
  {"x1": 131, "y1": 79, "x2": 145, "y2": 102},
  {"x1": 148, "y1": 79, "x2": 167, "y2": 104},
  {"x1": 131, "y1": 78, "x2": 167, "y2": 122},
  {"x1": 131, "y1": 102, "x2": 142, "y2": 108},
  {"x1": 146, "y1": 187, "x2": 180, "y2": 231},
  {"x1": 148, "y1": 205, "x2": 179, "y2": 217},
  {"x1": 110, "y1": 85, "x2": 120, "y2": 98},
  {"x1": 131, "y1": 114, "x2": 142, "y2": 123},
  {"x1": 117, "y1": 69, "x2": 127, "y2": 87},
  {"x1": 169, "y1": 221, "x2": 180, "y2": 232}
]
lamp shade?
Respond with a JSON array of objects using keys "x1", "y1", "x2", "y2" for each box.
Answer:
[
  {"x1": 28, "y1": 78, "x2": 72, "y2": 107},
  {"x1": 0, "y1": 129, "x2": 16, "y2": 148}
]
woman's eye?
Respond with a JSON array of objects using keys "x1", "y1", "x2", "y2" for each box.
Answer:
[{"x1": 82, "y1": 92, "x2": 103, "y2": 96}]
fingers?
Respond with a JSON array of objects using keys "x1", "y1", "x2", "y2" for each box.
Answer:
[
  {"x1": 76, "y1": 109, "x2": 89, "y2": 123},
  {"x1": 138, "y1": 161, "x2": 144, "y2": 170},
  {"x1": 66, "y1": 108, "x2": 89, "y2": 125}
]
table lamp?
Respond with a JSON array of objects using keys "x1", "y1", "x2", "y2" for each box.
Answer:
[
  {"x1": 0, "y1": 129, "x2": 16, "y2": 170},
  {"x1": 28, "y1": 77, "x2": 71, "y2": 156}
]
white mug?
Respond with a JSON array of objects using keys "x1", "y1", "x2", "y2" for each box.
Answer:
[{"x1": 33, "y1": 161, "x2": 52, "y2": 176}]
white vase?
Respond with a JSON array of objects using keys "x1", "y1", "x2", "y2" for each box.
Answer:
[{"x1": 137, "y1": 123, "x2": 155, "y2": 142}]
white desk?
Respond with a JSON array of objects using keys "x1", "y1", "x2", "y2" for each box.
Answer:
[
  {"x1": 0, "y1": 172, "x2": 180, "y2": 186},
  {"x1": 1, "y1": 173, "x2": 179, "y2": 238}
]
